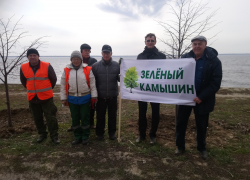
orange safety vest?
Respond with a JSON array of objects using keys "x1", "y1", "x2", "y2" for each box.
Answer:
[
  {"x1": 21, "y1": 61, "x2": 53, "y2": 101},
  {"x1": 64, "y1": 66, "x2": 91, "y2": 106}
]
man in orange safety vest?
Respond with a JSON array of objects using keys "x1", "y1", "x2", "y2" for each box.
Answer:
[{"x1": 20, "y1": 48, "x2": 60, "y2": 144}]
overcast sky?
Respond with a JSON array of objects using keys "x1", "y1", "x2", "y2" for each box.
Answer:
[{"x1": 0, "y1": 0, "x2": 249, "y2": 56}]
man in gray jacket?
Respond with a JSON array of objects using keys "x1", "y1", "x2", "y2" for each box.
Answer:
[{"x1": 92, "y1": 45, "x2": 120, "y2": 140}]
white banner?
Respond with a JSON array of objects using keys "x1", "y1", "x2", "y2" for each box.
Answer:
[{"x1": 120, "y1": 58, "x2": 196, "y2": 106}]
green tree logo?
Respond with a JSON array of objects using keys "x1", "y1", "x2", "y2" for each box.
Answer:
[{"x1": 124, "y1": 66, "x2": 139, "y2": 93}]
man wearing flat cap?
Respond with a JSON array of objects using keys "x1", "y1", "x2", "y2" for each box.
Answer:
[
  {"x1": 81, "y1": 44, "x2": 97, "y2": 128},
  {"x1": 20, "y1": 48, "x2": 60, "y2": 144},
  {"x1": 80, "y1": 43, "x2": 97, "y2": 66},
  {"x1": 67, "y1": 44, "x2": 97, "y2": 132},
  {"x1": 92, "y1": 45, "x2": 120, "y2": 140},
  {"x1": 175, "y1": 35, "x2": 222, "y2": 159}
]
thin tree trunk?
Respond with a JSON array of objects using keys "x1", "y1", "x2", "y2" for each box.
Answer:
[{"x1": 4, "y1": 78, "x2": 12, "y2": 127}]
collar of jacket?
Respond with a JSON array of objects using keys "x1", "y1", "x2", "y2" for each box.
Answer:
[
  {"x1": 142, "y1": 46, "x2": 159, "y2": 54},
  {"x1": 82, "y1": 56, "x2": 90, "y2": 64},
  {"x1": 66, "y1": 62, "x2": 87, "y2": 69},
  {"x1": 187, "y1": 46, "x2": 218, "y2": 61},
  {"x1": 101, "y1": 58, "x2": 113, "y2": 66},
  {"x1": 29, "y1": 59, "x2": 41, "y2": 68}
]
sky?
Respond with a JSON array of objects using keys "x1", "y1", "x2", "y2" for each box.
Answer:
[{"x1": 0, "y1": 0, "x2": 249, "y2": 56}]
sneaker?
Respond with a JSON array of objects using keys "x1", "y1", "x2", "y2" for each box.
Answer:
[
  {"x1": 200, "y1": 150, "x2": 208, "y2": 160},
  {"x1": 175, "y1": 148, "x2": 185, "y2": 155},
  {"x1": 37, "y1": 135, "x2": 47, "y2": 143},
  {"x1": 82, "y1": 139, "x2": 89, "y2": 145},
  {"x1": 52, "y1": 137, "x2": 60, "y2": 144},
  {"x1": 135, "y1": 136, "x2": 145, "y2": 143}
]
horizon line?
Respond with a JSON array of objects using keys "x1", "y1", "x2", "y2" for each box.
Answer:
[{"x1": 7, "y1": 53, "x2": 250, "y2": 57}]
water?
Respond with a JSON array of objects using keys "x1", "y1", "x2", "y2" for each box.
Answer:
[
  {"x1": 1, "y1": 55, "x2": 250, "y2": 88},
  {"x1": 219, "y1": 54, "x2": 250, "y2": 88}
]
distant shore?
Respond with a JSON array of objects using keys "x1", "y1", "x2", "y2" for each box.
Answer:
[{"x1": 1, "y1": 85, "x2": 250, "y2": 98}]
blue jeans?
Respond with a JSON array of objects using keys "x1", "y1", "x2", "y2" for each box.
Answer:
[{"x1": 176, "y1": 105, "x2": 209, "y2": 152}]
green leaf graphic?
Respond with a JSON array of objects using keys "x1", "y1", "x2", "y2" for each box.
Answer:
[{"x1": 124, "y1": 66, "x2": 139, "y2": 93}]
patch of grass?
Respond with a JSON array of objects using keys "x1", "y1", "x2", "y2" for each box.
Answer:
[
  {"x1": 211, "y1": 98, "x2": 250, "y2": 125},
  {"x1": 234, "y1": 134, "x2": 250, "y2": 154},
  {"x1": 174, "y1": 155, "x2": 188, "y2": 161},
  {"x1": 0, "y1": 95, "x2": 28, "y2": 110},
  {"x1": 209, "y1": 147, "x2": 234, "y2": 165}
]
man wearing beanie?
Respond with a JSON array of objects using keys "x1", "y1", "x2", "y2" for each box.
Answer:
[
  {"x1": 20, "y1": 48, "x2": 60, "y2": 144},
  {"x1": 136, "y1": 33, "x2": 166, "y2": 145},
  {"x1": 92, "y1": 45, "x2": 120, "y2": 140},
  {"x1": 67, "y1": 44, "x2": 97, "y2": 132},
  {"x1": 60, "y1": 50, "x2": 97, "y2": 145}
]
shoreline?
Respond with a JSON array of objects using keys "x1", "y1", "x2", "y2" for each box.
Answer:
[
  {"x1": 1, "y1": 85, "x2": 250, "y2": 98},
  {"x1": 1, "y1": 84, "x2": 250, "y2": 89}
]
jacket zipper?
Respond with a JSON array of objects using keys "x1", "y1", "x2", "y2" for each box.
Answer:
[
  {"x1": 33, "y1": 70, "x2": 37, "y2": 94},
  {"x1": 32, "y1": 67, "x2": 38, "y2": 102},
  {"x1": 106, "y1": 65, "x2": 108, "y2": 97},
  {"x1": 76, "y1": 70, "x2": 78, "y2": 96}
]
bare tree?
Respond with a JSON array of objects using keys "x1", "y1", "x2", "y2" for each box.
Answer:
[
  {"x1": 157, "y1": 0, "x2": 219, "y2": 58},
  {"x1": 0, "y1": 16, "x2": 46, "y2": 127},
  {"x1": 157, "y1": 0, "x2": 220, "y2": 123}
]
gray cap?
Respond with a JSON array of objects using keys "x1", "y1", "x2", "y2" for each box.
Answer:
[
  {"x1": 191, "y1": 35, "x2": 207, "y2": 42},
  {"x1": 70, "y1": 50, "x2": 83, "y2": 61}
]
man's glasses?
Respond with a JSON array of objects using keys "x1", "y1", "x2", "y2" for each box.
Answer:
[{"x1": 146, "y1": 40, "x2": 155, "y2": 42}]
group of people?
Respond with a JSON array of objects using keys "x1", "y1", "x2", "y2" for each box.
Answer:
[{"x1": 20, "y1": 33, "x2": 222, "y2": 160}]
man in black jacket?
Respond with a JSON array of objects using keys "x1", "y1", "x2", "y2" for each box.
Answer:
[
  {"x1": 81, "y1": 44, "x2": 98, "y2": 128},
  {"x1": 136, "y1": 33, "x2": 166, "y2": 144},
  {"x1": 67, "y1": 44, "x2": 97, "y2": 131},
  {"x1": 92, "y1": 45, "x2": 120, "y2": 140},
  {"x1": 80, "y1": 43, "x2": 97, "y2": 66},
  {"x1": 175, "y1": 35, "x2": 222, "y2": 160}
]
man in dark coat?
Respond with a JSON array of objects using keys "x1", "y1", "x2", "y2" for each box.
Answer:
[
  {"x1": 136, "y1": 33, "x2": 166, "y2": 144},
  {"x1": 92, "y1": 45, "x2": 120, "y2": 140},
  {"x1": 67, "y1": 44, "x2": 97, "y2": 131},
  {"x1": 175, "y1": 35, "x2": 222, "y2": 160}
]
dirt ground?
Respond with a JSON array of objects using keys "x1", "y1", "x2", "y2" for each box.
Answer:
[
  {"x1": 0, "y1": 87, "x2": 248, "y2": 146},
  {"x1": 0, "y1": 85, "x2": 250, "y2": 179}
]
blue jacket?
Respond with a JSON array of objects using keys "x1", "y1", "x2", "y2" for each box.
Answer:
[{"x1": 182, "y1": 47, "x2": 222, "y2": 114}]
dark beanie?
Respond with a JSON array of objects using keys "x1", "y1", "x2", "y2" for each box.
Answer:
[
  {"x1": 80, "y1": 44, "x2": 91, "y2": 52},
  {"x1": 27, "y1": 48, "x2": 40, "y2": 57}
]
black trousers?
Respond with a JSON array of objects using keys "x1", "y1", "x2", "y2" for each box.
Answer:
[
  {"x1": 96, "y1": 97, "x2": 117, "y2": 136},
  {"x1": 176, "y1": 105, "x2": 209, "y2": 152},
  {"x1": 138, "y1": 101, "x2": 160, "y2": 138}
]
